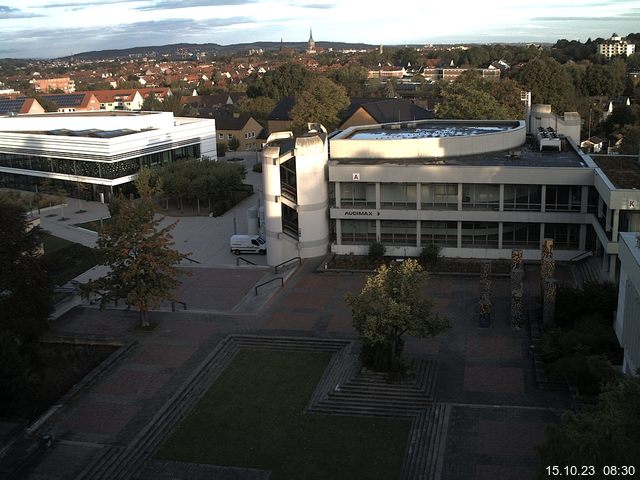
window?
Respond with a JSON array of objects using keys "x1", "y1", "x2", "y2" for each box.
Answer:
[
  {"x1": 502, "y1": 223, "x2": 540, "y2": 249},
  {"x1": 545, "y1": 185, "x2": 581, "y2": 212},
  {"x1": 503, "y1": 185, "x2": 541, "y2": 211},
  {"x1": 340, "y1": 182, "x2": 376, "y2": 208},
  {"x1": 544, "y1": 223, "x2": 579, "y2": 249},
  {"x1": 421, "y1": 221, "x2": 458, "y2": 247},
  {"x1": 219, "y1": 133, "x2": 224, "y2": 139},
  {"x1": 380, "y1": 183, "x2": 416, "y2": 209},
  {"x1": 422, "y1": 183, "x2": 458, "y2": 209},
  {"x1": 461, "y1": 222, "x2": 499, "y2": 248},
  {"x1": 380, "y1": 220, "x2": 417, "y2": 246},
  {"x1": 462, "y1": 184, "x2": 500, "y2": 210},
  {"x1": 227, "y1": 134, "x2": 233, "y2": 140},
  {"x1": 341, "y1": 220, "x2": 376, "y2": 244}
]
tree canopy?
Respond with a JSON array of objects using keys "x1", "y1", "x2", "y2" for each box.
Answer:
[
  {"x1": 246, "y1": 62, "x2": 313, "y2": 100},
  {"x1": 345, "y1": 259, "x2": 449, "y2": 372},
  {"x1": 0, "y1": 201, "x2": 53, "y2": 343},
  {"x1": 84, "y1": 172, "x2": 189, "y2": 326},
  {"x1": 512, "y1": 56, "x2": 577, "y2": 113},
  {"x1": 437, "y1": 72, "x2": 523, "y2": 120},
  {"x1": 537, "y1": 377, "x2": 640, "y2": 475},
  {"x1": 290, "y1": 76, "x2": 349, "y2": 132}
]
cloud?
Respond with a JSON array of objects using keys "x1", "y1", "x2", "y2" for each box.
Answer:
[
  {"x1": 300, "y1": 3, "x2": 335, "y2": 8},
  {"x1": 135, "y1": 0, "x2": 255, "y2": 10},
  {"x1": 531, "y1": 13, "x2": 640, "y2": 22},
  {"x1": 37, "y1": 0, "x2": 141, "y2": 8},
  {"x1": 0, "y1": 5, "x2": 45, "y2": 18}
]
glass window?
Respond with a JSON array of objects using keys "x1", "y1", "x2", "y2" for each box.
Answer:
[
  {"x1": 421, "y1": 221, "x2": 458, "y2": 247},
  {"x1": 421, "y1": 183, "x2": 458, "y2": 209},
  {"x1": 340, "y1": 182, "x2": 376, "y2": 208},
  {"x1": 462, "y1": 184, "x2": 500, "y2": 210},
  {"x1": 341, "y1": 220, "x2": 376, "y2": 245},
  {"x1": 502, "y1": 223, "x2": 540, "y2": 249},
  {"x1": 544, "y1": 223, "x2": 580, "y2": 249},
  {"x1": 381, "y1": 183, "x2": 416, "y2": 209},
  {"x1": 461, "y1": 222, "x2": 499, "y2": 248},
  {"x1": 380, "y1": 220, "x2": 417, "y2": 246},
  {"x1": 503, "y1": 185, "x2": 542, "y2": 211},
  {"x1": 546, "y1": 185, "x2": 582, "y2": 212}
]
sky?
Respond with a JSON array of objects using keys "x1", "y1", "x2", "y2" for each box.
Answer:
[{"x1": 0, "y1": 0, "x2": 639, "y2": 59}]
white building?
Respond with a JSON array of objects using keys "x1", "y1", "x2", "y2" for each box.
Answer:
[
  {"x1": 0, "y1": 111, "x2": 216, "y2": 201},
  {"x1": 262, "y1": 109, "x2": 640, "y2": 281},
  {"x1": 615, "y1": 232, "x2": 640, "y2": 376},
  {"x1": 597, "y1": 34, "x2": 636, "y2": 58}
]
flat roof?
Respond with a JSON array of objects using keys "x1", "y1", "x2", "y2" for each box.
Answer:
[
  {"x1": 592, "y1": 155, "x2": 640, "y2": 189},
  {"x1": 3, "y1": 128, "x2": 141, "y2": 138},
  {"x1": 348, "y1": 123, "x2": 515, "y2": 140},
  {"x1": 330, "y1": 140, "x2": 587, "y2": 168}
]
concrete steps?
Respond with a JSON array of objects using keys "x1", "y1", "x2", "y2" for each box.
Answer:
[{"x1": 400, "y1": 403, "x2": 451, "y2": 480}]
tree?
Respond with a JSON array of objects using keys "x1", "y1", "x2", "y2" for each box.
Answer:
[
  {"x1": 246, "y1": 62, "x2": 313, "y2": 100},
  {"x1": 621, "y1": 124, "x2": 640, "y2": 155},
  {"x1": 290, "y1": 76, "x2": 349, "y2": 132},
  {"x1": 83, "y1": 173, "x2": 189, "y2": 327},
  {"x1": 512, "y1": 56, "x2": 577, "y2": 113},
  {"x1": 437, "y1": 72, "x2": 519, "y2": 120},
  {"x1": 333, "y1": 64, "x2": 369, "y2": 97},
  {"x1": 228, "y1": 137, "x2": 241, "y2": 152},
  {"x1": 536, "y1": 377, "x2": 640, "y2": 476},
  {"x1": 0, "y1": 201, "x2": 53, "y2": 343},
  {"x1": 345, "y1": 259, "x2": 449, "y2": 373},
  {"x1": 236, "y1": 95, "x2": 276, "y2": 127}
]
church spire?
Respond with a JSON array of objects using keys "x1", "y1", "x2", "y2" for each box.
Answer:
[{"x1": 307, "y1": 27, "x2": 316, "y2": 54}]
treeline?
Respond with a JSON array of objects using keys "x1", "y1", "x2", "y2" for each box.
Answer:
[{"x1": 156, "y1": 160, "x2": 251, "y2": 216}]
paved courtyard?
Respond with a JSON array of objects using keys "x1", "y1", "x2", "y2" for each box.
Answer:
[{"x1": 12, "y1": 256, "x2": 571, "y2": 480}]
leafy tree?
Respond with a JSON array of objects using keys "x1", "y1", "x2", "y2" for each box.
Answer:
[
  {"x1": 0, "y1": 201, "x2": 53, "y2": 343},
  {"x1": 246, "y1": 62, "x2": 313, "y2": 100},
  {"x1": 345, "y1": 259, "x2": 450, "y2": 372},
  {"x1": 83, "y1": 175, "x2": 189, "y2": 327},
  {"x1": 236, "y1": 95, "x2": 276, "y2": 127},
  {"x1": 333, "y1": 64, "x2": 369, "y2": 97},
  {"x1": 512, "y1": 56, "x2": 577, "y2": 113},
  {"x1": 392, "y1": 47, "x2": 420, "y2": 67},
  {"x1": 34, "y1": 96, "x2": 59, "y2": 112},
  {"x1": 536, "y1": 377, "x2": 640, "y2": 475},
  {"x1": 290, "y1": 76, "x2": 349, "y2": 132},
  {"x1": 437, "y1": 71, "x2": 520, "y2": 119},
  {"x1": 621, "y1": 124, "x2": 640, "y2": 155},
  {"x1": 217, "y1": 142, "x2": 228, "y2": 158},
  {"x1": 228, "y1": 137, "x2": 241, "y2": 151}
]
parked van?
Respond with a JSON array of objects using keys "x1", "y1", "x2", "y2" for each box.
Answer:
[{"x1": 230, "y1": 234, "x2": 266, "y2": 255}]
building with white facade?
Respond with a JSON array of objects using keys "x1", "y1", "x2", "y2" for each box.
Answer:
[
  {"x1": 615, "y1": 232, "x2": 640, "y2": 376},
  {"x1": 0, "y1": 111, "x2": 216, "y2": 201},
  {"x1": 597, "y1": 34, "x2": 636, "y2": 58},
  {"x1": 262, "y1": 110, "x2": 640, "y2": 282}
]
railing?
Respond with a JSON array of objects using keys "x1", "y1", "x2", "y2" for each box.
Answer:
[
  {"x1": 254, "y1": 277, "x2": 283, "y2": 296},
  {"x1": 236, "y1": 257, "x2": 257, "y2": 266},
  {"x1": 274, "y1": 256, "x2": 302, "y2": 274},
  {"x1": 568, "y1": 251, "x2": 593, "y2": 263}
]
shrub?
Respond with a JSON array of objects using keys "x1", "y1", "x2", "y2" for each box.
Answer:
[
  {"x1": 368, "y1": 241, "x2": 385, "y2": 264},
  {"x1": 216, "y1": 142, "x2": 228, "y2": 157},
  {"x1": 252, "y1": 162, "x2": 263, "y2": 173},
  {"x1": 419, "y1": 243, "x2": 441, "y2": 268},
  {"x1": 549, "y1": 353, "x2": 620, "y2": 396}
]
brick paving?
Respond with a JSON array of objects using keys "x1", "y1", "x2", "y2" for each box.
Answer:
[{"x1": 16, "y1": 259, "x2": 572, "y2": 480}]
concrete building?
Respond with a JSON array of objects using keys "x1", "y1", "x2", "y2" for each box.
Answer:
[
  {"x1": 31, "y1": 77, "x2": 76, "y2": 93},
  {"x1": 615, "y1": 232, "x2": 640, "y2": 375},
  {"x1": 261, "y1": 108, "x2": 640, "y2": 278},
  {"x1": 597, "y1": 34, "x2": 636, "y2": 58},
  {"x1": 0, "y1": 111, "x2": 216, "y2": 201}
]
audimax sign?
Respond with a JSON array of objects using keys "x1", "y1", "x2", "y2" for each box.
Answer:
[{"x1": 344, "y1": 210, "x2": 380, "y2": 216}]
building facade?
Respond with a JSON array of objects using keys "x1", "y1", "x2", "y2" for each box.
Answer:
[
  {"x1": 262, "y1": 112, "x2": 640, "y2": 280},
  {"x1": 597, "y1": 34, "x2": 636, "y2": 58},
  {"x1": 0, "y1": 111, "x2": 216, "y2": 201},
  {"x1": 615, "y1": 232, "x2": 640, "y2": 375}
]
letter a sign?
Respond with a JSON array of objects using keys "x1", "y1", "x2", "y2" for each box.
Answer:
[{"x1": 352, "y1": 173, "x2": 360, "y2": 181}]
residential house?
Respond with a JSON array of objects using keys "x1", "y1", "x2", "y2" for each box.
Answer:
[
  {"x1": 77, "y1": 89, "x2": 145, "y2": 111},
  {"x1": 580, "y1": 136, "x2": 604, "y2": 153},
  {"x1": 215, "y1": 113, "x2": 264, "y2": 151},
  {"x1": 38, "y1": 93, "x2": 101, "y2": 112},
  {"x1": 31, "y1": 77, "x2": 76, "y2": 93},
  {"x1": 339, "y1": 98, "x2": 435, "y2": 131},
  {"x1": 267, "y1": 96, "x2": 296, "y2": 134},
  {"x1": 0, "y1": 97, "x2": 45, "y2": 115}
]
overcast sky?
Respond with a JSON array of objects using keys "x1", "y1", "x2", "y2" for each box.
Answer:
[{"x1": 1, "y1": 0, "x2": 639, "y2": 59}]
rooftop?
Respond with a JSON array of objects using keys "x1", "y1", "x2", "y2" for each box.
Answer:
[
  {"x1": 592, "y1": 155, "x2": 640, "y2": 189},
  {"x1": 347, "y1": 123, "x2": 513, "y2": 140}
]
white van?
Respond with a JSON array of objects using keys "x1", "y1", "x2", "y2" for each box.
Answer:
[{"x1": 230, "y1": 234, "x2": 267, "y2": 255}]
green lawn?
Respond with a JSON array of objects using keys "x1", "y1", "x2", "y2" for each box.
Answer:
[
  {"x1": 157, "y1": 349, "x2": 411, "y2": 480},
  {"x1": 41, "y1": 233, "x2": 101, "y2": 286}
]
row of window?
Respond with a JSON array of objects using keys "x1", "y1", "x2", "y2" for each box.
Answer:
[
  {"x1": 0, "y1": 145, "x2": 199, "y2": 180},
  {"x1": 340, "y1": 220, "x2": 585, "y2": 250},
  {"x1": 217, "y1": 131, "x2": 256, "y2": 140},
  {"x1": 337, "y1": 182, "x2": 596, "y2": 213}
]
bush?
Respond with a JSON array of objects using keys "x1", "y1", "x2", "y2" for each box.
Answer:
[
  {"x1": 549, "y1": 353, "x2": 620, "y2": 396},
  {"x1": 252, "y1": 162, "x2": 263, "y2": 173},
  {"x1": 228, "y1": 137, "x2": 241, "y2": 151},
  {"x1": 419, "y1": 243, "x2": 441, "y2": 268},
  {"x1": 216, "y1": 142, "x2": 228, "y2": 157},
  {"x1": 368, "y1": 242, "x2": 385, "y2": 263},
  {"x1": 555, "y1": 281, "x2": 617, "y2": 328}
]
